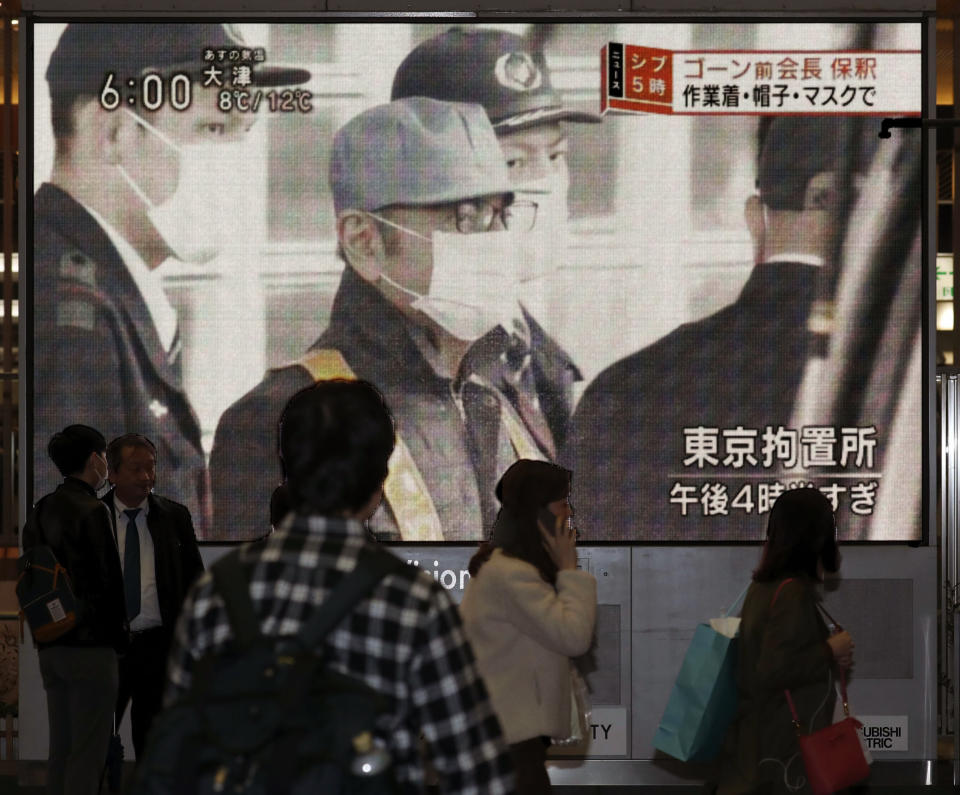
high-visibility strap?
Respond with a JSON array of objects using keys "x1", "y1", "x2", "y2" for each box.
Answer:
[
  {"x1": 293, "y1": 350, "x2": 445, "y2": 542},
  {"x1": 499, "y1": 395, "x2": 547, "y2": 462}
]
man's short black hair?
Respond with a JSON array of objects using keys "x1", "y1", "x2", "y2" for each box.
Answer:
[
  {"x1": 279, "y1": 380, "x2": 396, "y2": 517},
  {"x1": 106, "y1": 433, "x2": 157, "y2": 473},
  {"x1": 48, "y1": 424, "x2": 106, "y2": 477},
  {"x1": 756, "y1": 116, "x2": 877, "y2": 211}
]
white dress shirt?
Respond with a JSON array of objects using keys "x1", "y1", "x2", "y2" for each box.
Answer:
[
  {"x1": 113, "y1": 496, "x2": 163, "y2": 631},
  {"x1": 82, "y1": 203, "x2": 179, "y2": 353},
  {"x1": 763, "y1": 252, "x2": 825, "y2": 267}
]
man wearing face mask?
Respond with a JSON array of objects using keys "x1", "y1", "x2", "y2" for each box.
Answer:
[
  {"x1": 210, "y1": 97, "x2": 549, "y2": 541},
  {"x1": 391, "y1": 27, "x2": 599, "y2": 454},
  {"x1": 563, "y1": 116, "x2": 876, "y2": 540},
  {"x1": 33, "y1": 24, "x2": 308, "y2": 531},
  {"x1": 22, "y1": 425, "x2": 128, "y2": 795}
]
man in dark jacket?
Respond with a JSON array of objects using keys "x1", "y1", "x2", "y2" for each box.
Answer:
[
  {"x1": 563, "y1": 116, "x2": 875, "y2": 540},
  {"x1": 211, "y1": 98, "x2": 562, "y2": 542},
  {"x1": 103, "y1": 433, "x2": 204, "y2": 759},
  {"x1": 22, "y1": 425, "x2": 127, "y2": 795}
]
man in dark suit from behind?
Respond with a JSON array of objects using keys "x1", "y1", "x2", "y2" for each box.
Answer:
[
  {"x1": 563, "y1": 116, "x2": 875, "y2": 540},
  {"x1": 102, "y1": 433, "x2": 204, "y2": 759},
  {"x1": 22, "y1": 425, "x2": 127, "y2": 795}
]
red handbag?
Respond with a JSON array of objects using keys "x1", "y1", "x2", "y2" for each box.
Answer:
[
  {"x1": 784, "y1": 668, "x2": 870, "y2": 794},
  {"x1": 772, "y1": 579, "x2": 870, "y2": 795}
]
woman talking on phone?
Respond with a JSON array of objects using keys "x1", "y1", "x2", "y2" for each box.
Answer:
[{"x1": 460, "y1": 460, "x2": 597, "y2": 794}]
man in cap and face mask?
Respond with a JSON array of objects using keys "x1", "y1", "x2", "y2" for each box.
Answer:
[
  {"x1": 210, "y1": 97, "x2": 552, "y2": 541},
  {"x1": 563, "y1": 116, "x2": 875, "y2": 541},
  {"x1": 391, "y1": 27, "x2": 600, "y2": 455},
  {"x1": 33, "y1": 24, "x2": 308, "y2": 531}
]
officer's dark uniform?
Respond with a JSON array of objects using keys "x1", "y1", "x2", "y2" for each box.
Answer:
[
  {"x1": 33, "y1": 24, "x2": 310, "y2": 535},
  {"x1": 33, "y1": 184, "x2": 207, "y2": 524},
  {"x1": 210, "y1": 267, "x2": 578, "y2": 542}
]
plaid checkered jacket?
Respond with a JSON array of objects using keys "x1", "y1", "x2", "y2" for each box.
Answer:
[{"x1": 165, "y1": 515, "x2": 515, "y2": 794}]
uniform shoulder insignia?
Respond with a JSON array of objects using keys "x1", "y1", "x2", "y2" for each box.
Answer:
[
  {"x1": 58, "y1": 250, "x2": 97, "y2": 287},
  {"x1": 56, "y1": 298, "x2": 97, "y2": 331}
]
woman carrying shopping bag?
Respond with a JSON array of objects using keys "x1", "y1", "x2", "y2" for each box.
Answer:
[
  {"x1": 712, "y1": 487, "x2": 859, "y2": 795},
  {"x1": 460, "y1": 460, "x2": 597, "y2": 794}
]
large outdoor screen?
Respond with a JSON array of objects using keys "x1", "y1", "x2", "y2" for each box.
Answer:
[{"x1": 28, "y1": 21, "x2": 924, "y2": 542}]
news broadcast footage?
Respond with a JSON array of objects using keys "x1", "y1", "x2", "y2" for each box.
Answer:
[{"x1": 29, "y1": 21, "x2": 923, "y2": 542}]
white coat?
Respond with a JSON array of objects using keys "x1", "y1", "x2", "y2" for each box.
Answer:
[{"x1": 459, "y1": 548, "x2": 597, "y2": 744}]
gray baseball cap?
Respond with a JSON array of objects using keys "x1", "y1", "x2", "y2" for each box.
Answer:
[{"x1": 330, "y1": 97, "x2": 514, "y2": 214}]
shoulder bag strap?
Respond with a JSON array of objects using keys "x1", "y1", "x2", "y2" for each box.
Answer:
[
  {"x1": 770, "y1": 577, "x2": 795, "y2": 609},
  {"x1": 778, "y1": 579, "x2": 848, "y2": 726},
  {"x1": 25, "y1": 495, "x2": 51, "y2": 548},
  {"x1": 815, "y1": 601, "x2": 843, "y2": 631}
]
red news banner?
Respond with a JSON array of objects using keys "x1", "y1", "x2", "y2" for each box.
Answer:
[{"x1": 601, "y1": 43, "x2": 922, "y2": 116}]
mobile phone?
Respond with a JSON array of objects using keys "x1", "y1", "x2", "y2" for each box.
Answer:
[{"x1": 538, "y1": 507, "x2": 560, "y2": 535}]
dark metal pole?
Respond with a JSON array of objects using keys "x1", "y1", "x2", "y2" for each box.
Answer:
[
  {"x1": 952, "y1": 14, "x2": 960, "y2": 373},
  {"x1": 1, "y1": 11, "x2": 15, "y2": 546}
]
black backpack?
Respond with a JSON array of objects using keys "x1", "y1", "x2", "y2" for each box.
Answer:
[
  {"x1": 17, "y1": 497, "x2": 79, "y2": 644},
  {"x1": 131, "y1": 546, "x2": 405, "y2": 795}
]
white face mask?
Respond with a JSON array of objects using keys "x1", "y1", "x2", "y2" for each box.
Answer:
[
  {"x1": 93, "y1": 453, "x2": 109, "y2": 493},
  {"x1": 371, "y1": 214, "x2": 524, "y2": 343},
  {"x1": 514, "y1": 174, "x2": 570, "y2": 285},
  {"x1": 116, "y1": 109, "x2": 247, "y2": 264}
]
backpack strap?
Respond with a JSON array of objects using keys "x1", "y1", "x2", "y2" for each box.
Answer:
[
  {"x1": 210, "y1": 545, "x2": 405, "y2": 652},
  {"x1": 210, "y1": 550, "x2": 262, "y2": 649},
  {"x1": 297, "y1": 547, "x2": 405, "y2": 649},
  {"x1": 274, "y1": 546, "x2": 405, "y2": 709},
  {"x1": 268, "y1": 547, "x2": 405, "y2": 795}
]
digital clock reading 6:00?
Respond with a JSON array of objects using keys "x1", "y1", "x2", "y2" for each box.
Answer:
[{"x1": 99, "y1": 72, "x2": 193, "y2": 112}]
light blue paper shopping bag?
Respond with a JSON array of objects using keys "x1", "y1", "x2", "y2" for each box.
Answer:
[{"x1": 652, "y1": 585, "x2": 747, "y2": 762}]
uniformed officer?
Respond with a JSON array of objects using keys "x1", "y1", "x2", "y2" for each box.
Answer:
[
  {"x1": 34, "y1": 24, "x2": 307, "y2": 530},
  {"x1": 210, "y1": 98, "x2": 550, "y2": 541},
  {"x1": 563, "y1": 116, "x2": 876, "y2": 541},
  {"x1": 391, "y1": 27, "x2": 601, "y2": 454}
]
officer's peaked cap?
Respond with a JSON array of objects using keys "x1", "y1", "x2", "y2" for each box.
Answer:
[
  {"x1": 391, "y1": 27, "x2": 601, "y2": 133},
  {"x1": 47, "y1": 24, "x2": 309, "y2": 101}
]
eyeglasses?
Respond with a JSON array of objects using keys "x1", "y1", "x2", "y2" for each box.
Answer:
[{"x1": 453, "y1": 199, "x2": 538, "y2": 234}]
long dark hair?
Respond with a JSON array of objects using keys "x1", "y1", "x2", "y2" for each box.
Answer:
[
  {"x1": 468, "y1": 460, "x2": 571, "y2": 585},
  {"x1": 753, "y1": 487, "x2": 840, "y2": 582}
]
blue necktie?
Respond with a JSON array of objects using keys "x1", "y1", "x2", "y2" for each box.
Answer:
[{"x1": 123, "y1": 508, "x2": 141, "y2": 621}]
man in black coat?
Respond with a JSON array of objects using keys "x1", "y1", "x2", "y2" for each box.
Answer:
[
  {"x1": 563, "y1": 117, "x2": 875, "y2": 540},
  {"x1": 103, "y1": 434, "x2": 204, "y2": 759},
  {"x1": 33, "y1": 24, "x2": 308, "y2": 532},
  {"x1": 22, "y1": 425, "x2": 127, "y2": 795}
]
